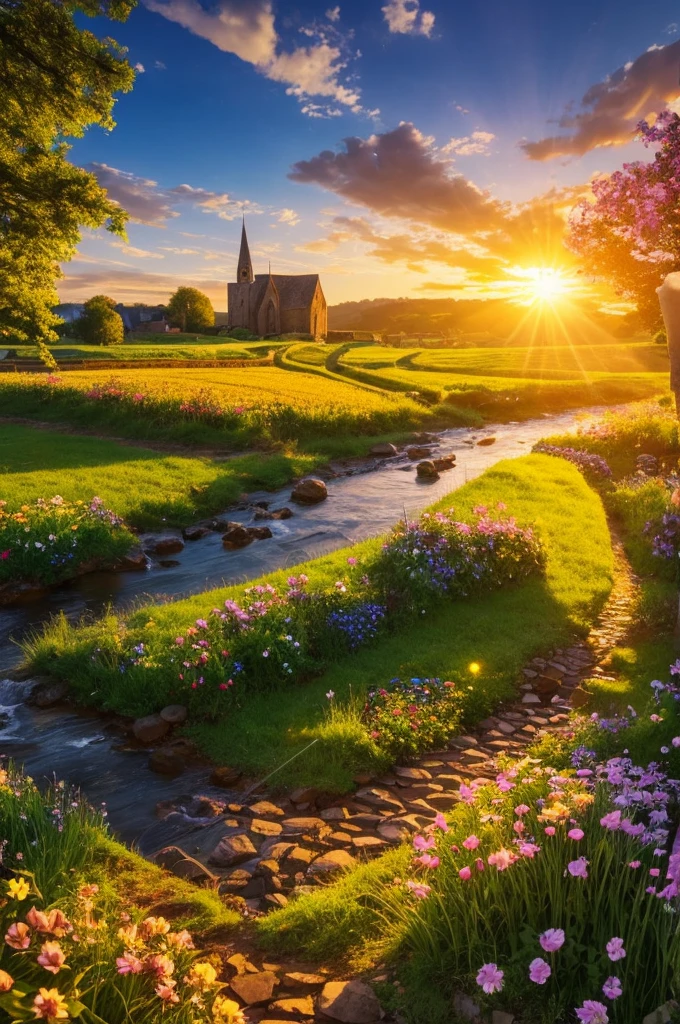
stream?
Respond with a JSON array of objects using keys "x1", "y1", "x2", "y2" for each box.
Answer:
[{"x1": 0, "y1": 406, "x2": 602, "y2": 848}]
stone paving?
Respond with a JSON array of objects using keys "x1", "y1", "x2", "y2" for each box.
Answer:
[{"x1": 154, "y1": 537, "x2": 639, "y2": 1023}]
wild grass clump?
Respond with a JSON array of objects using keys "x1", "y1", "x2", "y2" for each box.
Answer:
[
  {"x1": 260, "y1": 747, "x2": 680, "y2": 1024},
  {"x1": 0, "y1": 764, "x2": 240, "y2": 1024},
  {"x1": 0, "y1": 496, "x2": 135, "y2": 587}
]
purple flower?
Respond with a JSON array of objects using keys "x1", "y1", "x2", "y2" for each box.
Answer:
[
  {"x1": 567, "y1": 856, "x2": 589, "y2": 879},
  {"x1": 575, "y1": 1000, "x2": 609, "y2": 1023},
  {"x1": 539, "y1": 928, "x2": 565, "y2": 952},
  {"x1": 606, "y1": 937, "x2": 626, "y2": 962},
  {"x1": 476, "y1": 963, "x2": 504, "y2": 994},
  {"x1": 528, "y1": 958, "x2": 551, "y2": 985},
  {"x1": 602, "y1": 977, "x2": 622, "y2": 1001},
  {"x1": 600, "y1": 810, "x2": 621, "y2": 830}
]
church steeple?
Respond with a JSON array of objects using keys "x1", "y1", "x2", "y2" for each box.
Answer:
[{"x1": 237, "y1": 217, "x2": 254, "y2": 283}]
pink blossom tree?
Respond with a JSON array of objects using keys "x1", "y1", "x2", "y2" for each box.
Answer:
[{"x1": 567, "y1": 110, "x2": 680, "y2": 332}]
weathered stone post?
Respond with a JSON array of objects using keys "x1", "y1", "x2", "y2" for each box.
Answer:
[
  {"x1": 657, "y1": 272, "x2": 680, "y2": 413},
  {"x1": 657, "y1": 272, "x2": 680, "y2": 641}
]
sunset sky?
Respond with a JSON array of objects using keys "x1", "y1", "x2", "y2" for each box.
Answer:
[{"x1": 60, "y1": 0, "x2": 680, "y2": 310}]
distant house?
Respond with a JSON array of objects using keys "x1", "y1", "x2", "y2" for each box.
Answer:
[
  {"x1": 53, "y1": 303, "x2": 84, "y2": 324},
  {"x1": 114, "y1": 305, "x2": 171, "y2": 333}
]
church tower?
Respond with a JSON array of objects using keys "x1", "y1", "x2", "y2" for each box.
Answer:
[{"x1": 237, "y1": 219, "x2": 254, "y2": 283}]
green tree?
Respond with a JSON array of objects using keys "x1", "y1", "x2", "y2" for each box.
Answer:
[
  {"x1": 0, "y1": 0, "x2": 137, "y2": 364},
  {"x1": 75, "y1": 294, "x2": 124, "y2": 345},
  {"x1": 167, "y1": 287, "x2": 215, "y2": 333}
]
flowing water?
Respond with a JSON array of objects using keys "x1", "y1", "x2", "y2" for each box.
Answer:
[{"x1": 0, "y1": 406, "x2": 602, "y2": 847}]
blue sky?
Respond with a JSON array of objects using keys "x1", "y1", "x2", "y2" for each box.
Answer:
[{"x1": 61, "y1": 0, "x2": 680, "y2": 308}]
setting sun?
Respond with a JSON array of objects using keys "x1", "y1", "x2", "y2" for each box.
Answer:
[{"x1": 508, "y1": 266, "x2": 575, "y2": 306}]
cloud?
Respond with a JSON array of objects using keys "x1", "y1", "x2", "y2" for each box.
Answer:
[
  {"x1": 134, "y1": 62, "x2": 145, "y2": 72},
  {"x1": 86, "y1": 163, "x2": 259, "y2": 226},
  {"x1": 154, "y1": 59, "x2": 166, "y2": 69},
  {"x1": 522, "y1": 39, "x2": 680, "y2": 160},
  {"x1": 274, "y1": 208, "x2": 300, "y2": 226},
  {"x1": 266, "y1": 43, "x2": 361, "y2": 110},
  {"x1": 143, "y1": 0, "x2": 365, "y2": 115},
  {"x1": 160, "y1": 246, "x2": 202, "y2": 255},
  {"x1": 289, "y1": 123, "x2": 505, "y2": 234},
  {"x1": 442, "y1": 130, "x2": 495, "y2": 156},
  {"x1": 111, "y1": 241, "x2": 164, "y2": 259},
  {"x1": 382, "y1": 0, "x2": 434, "y2": 37},
  {"x1": 665, "y1": 23, "x2": 678, "y2": 35},
  {"x1": 58, "y1": 268, "x2": 227, "y2": 306},
  {"x1": 86, "y1": 164, "x2": 179, "y2": 226},
  {"x1": 142, "y1": 0, "x2": 277, "y2": 64},
  {"x1": 326, "y1": 6, "x2": 340, "y2": 21}
]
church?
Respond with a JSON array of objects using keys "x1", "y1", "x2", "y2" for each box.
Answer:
[{"x1": 227, "y1": 222, "x2": 327, "y2": 338}]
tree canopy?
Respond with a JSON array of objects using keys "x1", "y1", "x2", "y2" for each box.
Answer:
[
  {"x1": 567, "y1": 111, "x2": 680, "y2": 332},
  {"x1": 75, "y1": 294, "x2": 124, "y2": 345},
  {"x1": 167, "y1": 287, "x2": 215, "y2": 333},
  {"x1": 0, "y1": 0, "x2": 136, "y2": 360}
]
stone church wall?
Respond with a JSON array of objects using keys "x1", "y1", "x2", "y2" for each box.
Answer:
[{"x1": 227, "y1": 282, "x2": 251, "y2": 330}]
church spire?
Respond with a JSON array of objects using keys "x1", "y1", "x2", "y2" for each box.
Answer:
[{"x1": 237, "y1": 217, "x2": 254, "y2": 283}]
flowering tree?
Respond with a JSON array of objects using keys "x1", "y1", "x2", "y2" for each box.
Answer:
[{"x1": 567, "y1": 110, "x2": 680, "y2": 331}]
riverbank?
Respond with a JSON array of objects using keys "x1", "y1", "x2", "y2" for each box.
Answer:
[{"x1": 19, "y1": 454, "x2": 613, "y2": 794}]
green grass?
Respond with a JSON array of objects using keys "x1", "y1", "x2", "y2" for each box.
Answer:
[
  {"x1": 0, "y1": 423, "x2": 321, "y2": 530},
  {"x1": 25, "y1": 455, "x2": 613, "y2": 793},
  {"x1": 16, "y1": 338, "x2": 287, "y2": 361}
]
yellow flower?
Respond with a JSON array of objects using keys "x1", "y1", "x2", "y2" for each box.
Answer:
[
  {"x1": 32, "y1": 987, "x2": 69, "y2": 1021},
  {"x1": 186, "y1": 961, "x2": 218, "y2": 991},
  {"x1": 212, "y1": 996, "x2": 246, "y2": 1024},
  {"x1": 572, "y1": 792, "x2": 595, "y2": 810},
  {"x1": 8, "y1": 876, "x2": 30, "y2": 900},
  {"x1": 70, "y1": 525, "x2": 78, "y2": 531}
]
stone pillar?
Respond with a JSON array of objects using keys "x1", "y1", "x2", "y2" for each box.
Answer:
[{"x1": 657, "y1": 272, "x2": 680, "y2": 413}]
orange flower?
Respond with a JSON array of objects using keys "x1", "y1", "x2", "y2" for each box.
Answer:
[
  {"x1": 26, "y1": 908, "x2": 51, "y2": 932},
  {"x1": 139, "y1": 916, "x2": 170, "y2": 939},
  {"x1": 143, "y1": 954, "x2": 174, "y2": 980},
  {"x1": 46, "y1": 910, "x2": 71, "y2": 938},
  {"x1": 5, "y1": 922, "x2": 31, "y2": 949},
  {"x1": 0, "y1": 969, "x2": 14, "y2": 992},
  {"x1": 156, "y1": 980, "x2": 179, "y2": 1003},
  {"x1": 166, "y1": 929, "x2": 194, "y2": 949},
  {"x1": 32, "y1": 988, "x2": 69, "y2": 1021},
  {"x1": 671, "y1": 487, "x2": 680, "y2": 507},
  {"x1": 37, "y1": 941, "x2": 66, "y2": 974}
]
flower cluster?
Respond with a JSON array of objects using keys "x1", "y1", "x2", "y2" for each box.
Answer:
[
  {"x1": 375, "y1": 505, "x2": 544, "y2": 611},
  {"x1": 648, "y1": 510, "x2": 680, "y2": 561},
  {"x1": 326, "y1": 602, "x2": 387, "y2": 651},
  {"x1": 98, "y1": 511, "x2": 544, "y2": 725},
  {"x1": 0, "y1": 497, "x2": 135, "y2": 587},
  {"x1": 393, "y1": 725, "x2": 680, "y2": 1021},
  {"x1": 532, "y1": 443, "x2": 612, "y2": 479},
  {"x1": 364, "y1": 677, "x2": 464, "y2": 756}
]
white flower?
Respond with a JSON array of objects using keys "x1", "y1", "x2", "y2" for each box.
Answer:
[{"x1": 326, "y1": 690, "x2": 335, "y2": 700}]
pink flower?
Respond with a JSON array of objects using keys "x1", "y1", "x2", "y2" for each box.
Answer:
[
  {"x1": 405, "y1": 880, "x2": 430, "y2": 899},
  {"x1": 347, "y1": 557, "x2": 357, "y2": 566},
  {"x1": 600, "y1": 810, "x2": 621, "y2": 831},
  {"x1": 117, "y1": 952, "x2": 143, "y2": 975},
  {"x1": 567, "y1": 856, "x2": 589, "y2": 879},
  {"x1": 514, "y1": 804, "x2": 530, "y2": 816},
  {"x1": 576, "y1": 1000, "x2": 609, "y2": 1023},
  {"x1": 628, "y1": 861, "x2": 641, "y2": 869},
  {"x1": 459, "y1": 784, "x2": 476, "y2": 804},
  {"x1": 463, "y1": 835, "x2": 480, "y2": 850},
  {"x1": 37, "y1": 942, "x2": 66, "y2": 974},
  {"x1": 475, "y1": 858, "x2": 485, "y2": 872},
  {"x1": 413, "y1": 835, "x2": 436, "y2": 852},
  {"x1": 174, "y1": 637, "x2": 184, "y2": 646},
  {"x1": 528, "y1": 958, "x2": 551, "y2": 985},
  {"x1": 5, "y1": 923, "x2": 30, "y2": 950},
  {"x1": 539, "y1": 928, "x2": 565, "y2": 952},
  {"x1": 544, "y1": 826, "x2": 556, "y2": 836},
  {"x1": 606, "y1": 937, "x2": 626, "y2": 962},
  {"x1": 568, "y1": 828, "x2": 585, "y2": 841},
  {"x1": 476, "y1": 963, "x2": 504, "y2": 994},
  {"x1": 433, "y1": 813, "x2": 448, "y2": 831},
  {"x1": 672, "y1": 737, "x2": 680, "y2": 748},
  {"x1": 602, "y1": 976, "x2": 622, "y2": 1000},
  {"x1": 518, "y1": 842, "x2": 540, "y2": 858},
  {"x1": 488, "y1": 848, "x2": 517, "y2": 871},
  {"x1": 650, "y1": 868, "x2": 660, "y2": 878},
  {"x1": 415, "y1": 854, "x2": 439, "y2": 869},
  {"x1": 459, "y1": 866, "x2": 472, "y2": 881}
]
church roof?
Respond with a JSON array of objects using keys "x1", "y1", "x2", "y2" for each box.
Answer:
[{"x1": 253, "y1": 273, "x2": 320, "y2": 309}]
